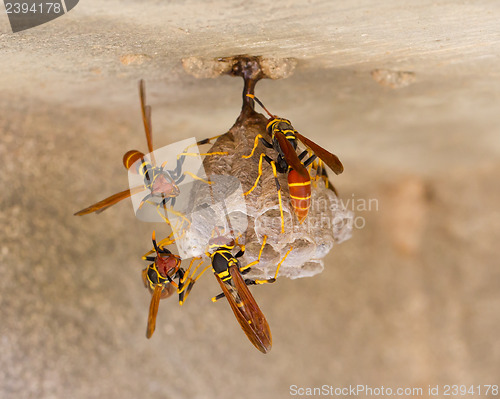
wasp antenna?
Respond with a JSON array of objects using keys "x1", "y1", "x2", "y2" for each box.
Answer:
[
  {"x1": 152, "y1": 231, "x2": 160, "y2": 253},
  {"x1": 214, "y1": 226, "x2": 222, "y2": 237},
  {"x1": 246, "y1": 94, "x2": 276, "y2": 119}
]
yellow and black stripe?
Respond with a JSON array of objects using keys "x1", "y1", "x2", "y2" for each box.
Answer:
[
  {"x1": 209, "y1": 244, "x2": 239, "y2": 283},
  {"x1": 287, "y1": 170, "x2": 312, "y2": 223},
  {"x1": 122, "y1": 149, "x2": 145, "y2": 171}
]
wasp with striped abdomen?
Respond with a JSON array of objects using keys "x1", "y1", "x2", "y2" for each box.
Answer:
[
  {"x1": 206, "y1": 233, "x2": 273, "y2": 354},
  {"x1": 206, "y1": 231, "x2": 294, "y2": 353},
  {"x1": 243, "y1": 94, "x2": 344, "y2": 232},
  {"x1": 142, "y1": 231, "x2": 210, "y2": 338}
]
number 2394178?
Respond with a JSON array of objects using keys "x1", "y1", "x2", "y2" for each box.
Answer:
[{"x1": 5, "y1": 2, "x2": 63, "y2": 14}]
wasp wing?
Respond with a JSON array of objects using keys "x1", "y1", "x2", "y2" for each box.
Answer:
[
  {"x1": 74, "y1": 185, "x2": 146, "y2": 216},
  {"x1": 146, "y1": 284, "x2": 163, "y2": 339},
  {"x1": 215, "y1": 266, "x2": 272, "y2": 354},
  {"x1": 139, "y1": 79, "x2": 154, "y2": 155},
  {"x1": 274, "y1": 130, "x2": 309, "y2": 179},
  {"x1": 294, "y1": 131, "x2": 344, "y2": 175}
]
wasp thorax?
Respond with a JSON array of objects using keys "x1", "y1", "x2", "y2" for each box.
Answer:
[
  {"x1": 150, "y1": 174, "x2": 179, "y2": 197},
  {"x1": 277, "y1": 120, "x2": 293, "y2": 131}
]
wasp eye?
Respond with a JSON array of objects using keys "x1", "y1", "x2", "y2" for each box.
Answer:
[{"x1": 147, "y1": 267, "x2": 158, "y2": 285}]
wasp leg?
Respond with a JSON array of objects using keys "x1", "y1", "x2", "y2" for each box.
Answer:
[
  {"x1": 154, "y1": 199, "x2": 191, "y2": 243},
  {"x1": 185, "y1": 260, "x2": 209, "y2": 287},
  {"x1": 303, "y1": 154, "x2": 317, "y2": 168},
  {"x1": 182, "y1": 171, "x2": 213, "y2": 185},
  {"x1": 138, "y1": 192, "x2": 154, "y2": 210},
  {"x1": 170, "y1": 142, "x2": 227, "y2": 186},
  {"x1": 178, "y1": 135, "x2": 229, "y2": 160},
  {"x1": 177, "y1": 151, "x2": 228, "y2": 160},
  {"x1": 239, "y1": 235, "x2": 267, "y2": 273},
  {"x1": 242, "y1": 134, "x2": 265, "y2": 159},
  {"x1": 211, "y1": 292, "x2": 226, "y2": 302},
  {"x1": 142, "y1": 246, "x2": 157, "y2": 259},
  {"x1": 167, "y1": 155, "x2": 187, "y2": 180},
  {"x1": 182, "y1": 135, "x2": 226, "y2": 152},
  {"x1": 174, "y1": 173, "x2": 187, "y2": 186},
  {"x1": 314, "y1": 159, "x2": 339, "y2": 195},
  {"x1": 155, "y1": 197, "x2": 174, "y2": 226},
  {"x1": 179, "y1": 258, "x2": 196, "y2": 287},
  {"x1": 182, "y1": 265, "x2": 211, "y2": 303},
  {"x1": 157, "y1": 195, "x2": 172, "y2": 209},
  {"x1": 154, "y1": 232, "x2": 178, "y2": 249},
  {"x1": 243, "y1": 152, "x2": 267, "y2": 196},
  {"x1": 177, "y1": 268, "x2": 187, "y2": 304},
  {"x1": 246, "y1": 245, "x2": 293, "y2": 285},
  {"x1": 141, "y1": 231, "x2": 179, "y2": 259},
  {"x1": 245, "y1": 152, "x2": 286, "y2": 232},
  {"x1": 310, "y1": 158, "x2": 323, "y2": 188},
  {"x1": 167, "y1": 214, "x2": 191, "y2": 243},
  {"x1": 168, "y1": 138, "x2": 228, "y2": 180},
  {"x1": 298, "y1": 149, "x2": 308, "y2": 161},
  {"x1": 268, "y1": 159, "x2": 285, "y2": 234},
  {"x1": 195, "y1": 135, "x2": 223, "y2": 146},
  {"x1": 163, "y1": 272, "x2": 178, "y2": 288},
  {"x1": 178, "y1": 258, "x2": 210, "y2": 305},
  {"x1": 235, "y1": 249, "x2": 244, "y2": 258},
  {"x1": 168, "y1": 155, "x2": 214, "y2": 186}
]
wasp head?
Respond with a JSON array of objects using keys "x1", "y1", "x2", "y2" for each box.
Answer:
[
  {"x1": 150, "y1": 171, "x2": 180, "y2": 198},
  {"x1": 151, "y1": 231, "x2": 181, "y2": 278}
]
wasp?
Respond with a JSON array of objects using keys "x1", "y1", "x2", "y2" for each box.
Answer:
[
  {"x1": 205, "y1": 233, "x2": 273, "y2": 353},
  {"x1": 74, "y1": 79, "x2": 225, "y2": 225},
  {"x1": 243, "y1": 94, "x2": 344, "y2": 232},
  {"x1": 142, "y1": 231, "x2": 210, "y2": 338}
]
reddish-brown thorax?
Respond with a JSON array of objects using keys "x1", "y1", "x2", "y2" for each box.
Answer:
[{"x1": 155, "y1": 253, "x2": 180, "y2": 278}]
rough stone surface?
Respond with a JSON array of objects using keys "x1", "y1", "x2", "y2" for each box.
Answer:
[{"x1": 182, "y1": 55, "x2": 298, "y2": 83}]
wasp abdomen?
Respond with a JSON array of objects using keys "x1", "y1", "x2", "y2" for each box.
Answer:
[{"x1": 123, "y1": 150, "x2": 145, "y2": 172}]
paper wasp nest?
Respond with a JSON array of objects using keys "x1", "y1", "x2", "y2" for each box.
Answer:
[{"x1": 175, "y1": 56, "x2": 353, "y2": 279}]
